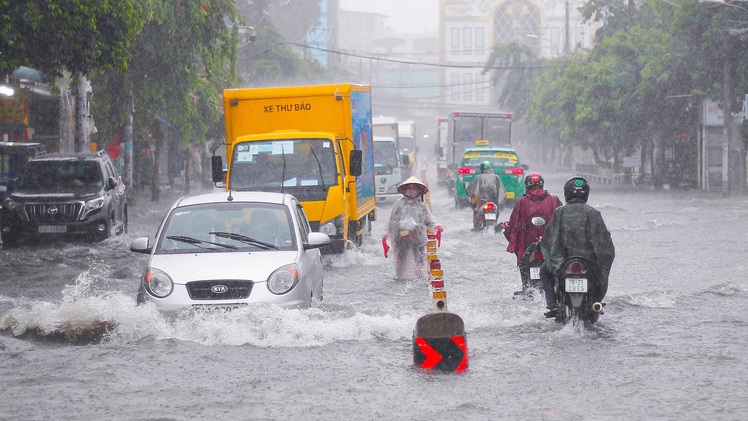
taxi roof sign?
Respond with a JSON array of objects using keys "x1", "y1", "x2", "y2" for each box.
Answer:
[{"x1": 475, "y1": 140, "x2": 490, "y2": 146}]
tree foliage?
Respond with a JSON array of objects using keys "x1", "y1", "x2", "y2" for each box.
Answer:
[
  {"x1": 490, "y1": 0, "x2": 748, "y2": 168},
  {"x1": 91, "y1": 0, "x2": 239, "y2": 145},
  {"x1": 0, "y1": 0, "x2": 150, "y2": 76}
]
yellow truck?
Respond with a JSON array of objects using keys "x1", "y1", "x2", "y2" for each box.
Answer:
[{"x1": 210, "y1": 84, "x2": 377, "y2": 253}]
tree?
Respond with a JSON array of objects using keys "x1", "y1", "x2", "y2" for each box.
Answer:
[
  {"x1": 90, "y1": 0, "x2": 239, "y2": 199},
  {"x1": 0, "y1": 0, "x2": 149, "y2": 76}
]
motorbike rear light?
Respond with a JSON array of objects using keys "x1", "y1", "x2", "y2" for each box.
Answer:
[
  {"x1": 482, "y1": 202, "x2": 496, "y2": 212},
  {"x1": 431, "y1": 280, "x2": 444, "y2": 289},
  {"x1": 504, "y1": 168, "x2": 524, "y2": 175},
  {"x1": 533, "y1": 251, "x2": 544, "y2": 261},
  {"x1": 458, "y1": 167, "x2": 476, "y2": 175},
  {"x1": 567, "y1": 262, "x2": 585, "y2": 275}
]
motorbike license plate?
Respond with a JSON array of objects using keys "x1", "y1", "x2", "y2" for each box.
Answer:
[
  {"x1": 484, "y1": 213, "x2": 497, "y2": 221},
  {"x1": 530, "y1": 267, "x2": 541, "y2": 280},
  {"x1": 192, "y1": 303, "x2": 247, "y2": 313},
  {"x1": 565, "y1": 278, "x2": 588, "y2": 293},
  {"x1": 38, "y1": 225, "x2": 67, "y2": 233}
]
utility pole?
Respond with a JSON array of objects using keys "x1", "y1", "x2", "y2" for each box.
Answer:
[{"x1": 564, "y1": 0, "x2": 570, "y2": 55}]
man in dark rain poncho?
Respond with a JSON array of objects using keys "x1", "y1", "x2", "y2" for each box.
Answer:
[
  {"x1": 539, "y1": 176, "x2": 615, "y2": 317},
  {"x1": 382, "y1": 176, "x2": 442, "y2": 280}
]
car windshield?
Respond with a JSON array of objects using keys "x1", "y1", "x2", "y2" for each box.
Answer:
[
  {"x1": 157, "y1": 202, "x2": 296, "y2": 253},
  {"x1": 18, "y1": 160, "x2": 103, "y2": 189},
  {"x1": 229, "y1": 138, "x2": 338, "y2": 189},
  {"x1": 462, "y1": 151, "x2": 519, "y2": 169}
]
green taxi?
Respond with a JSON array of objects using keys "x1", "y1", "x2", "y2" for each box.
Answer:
[{"x1": 453, "y1": 141, "x2": 529, "y2": 208}]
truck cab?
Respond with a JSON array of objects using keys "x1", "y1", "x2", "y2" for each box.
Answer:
[{"x1": 373, "y1": 136, "x2": 403, "y2": 203}]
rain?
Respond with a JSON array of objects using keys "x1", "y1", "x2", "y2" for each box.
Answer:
[{"x1": 2, "y1": 0, "x2": 748, "y2": 419}]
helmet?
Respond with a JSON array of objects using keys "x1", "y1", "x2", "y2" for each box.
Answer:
[
  {"x1": 479, "y1": 161, "x2": 492, "y2": 173},
  {"x1": 564, "y1": 176, "x2": 590, "y2": 203},
  {"x1": 525, "y1": 173, "x2": 544, "y2": 189}
]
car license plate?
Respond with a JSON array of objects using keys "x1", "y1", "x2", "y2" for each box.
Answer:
[
  {"x1": 565, "y1": 278, "x2": 588, "y2": 293},
  {"x1": 530, "y1": 267, "x2": 541, "y2": 280},
  {"x1": 484, "y1": 213, "x2": 497, "y2": 220},
  {"x1": 38, "y1": 225, "x2": 67, "y2": 233},
  {"x1": 192, "y1": 303, "x2": 247, "y2": 312}
]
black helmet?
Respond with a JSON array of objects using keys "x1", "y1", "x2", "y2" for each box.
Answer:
[
  {"x1": 564, "y1": 176, "x2": 590, "y2": 203},
  {"x1": 525, "y1": 173, "x2": 544, "y2": 189}
]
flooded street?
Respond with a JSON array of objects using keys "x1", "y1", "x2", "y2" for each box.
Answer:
[{"x1": 1, "y1": 167, "x2": 747, "y2": 420}]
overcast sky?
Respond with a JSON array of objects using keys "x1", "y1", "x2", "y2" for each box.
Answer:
[{"x1": 338, "y1": 0, "x2": 439, "y2": 34}]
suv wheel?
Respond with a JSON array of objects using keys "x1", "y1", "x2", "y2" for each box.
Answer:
[
  {"x1": 94, "y1": 212, "x2": 114, "y2": 242},
  {"x1": 1, "y1": 229, "x2": 20, "y2": 248}
]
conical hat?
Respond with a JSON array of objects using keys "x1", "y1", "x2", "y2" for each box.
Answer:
[{"x1": 397, "y1": 176, "x2": 429, "y2": 195}]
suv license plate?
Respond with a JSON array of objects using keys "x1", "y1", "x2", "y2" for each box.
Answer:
[
  {"x1": 39, "y1": 225, "x2": 67, "y2": 233},
  {"x1": 192, "y1": 303, "x2": 247, "y2": 313},
  {"x1": 565, "y1": 278, "x2": 588, "y2": 293},
  {"x1": 530, "y1": 267, "x2": 541, "y2": 280}
]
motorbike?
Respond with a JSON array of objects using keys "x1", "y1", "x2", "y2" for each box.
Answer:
[
  {"x1": 507, "y1": 216, "x2": 547, "y2": 299},
  {"x1": 472, "y1": 199, "x2": 498, "y2": 231},
  {"x1": 553, "y1": 256, "x2": 605, "y2": 325}
]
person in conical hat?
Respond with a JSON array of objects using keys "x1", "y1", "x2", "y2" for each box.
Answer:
[
  {"x1": 396, "y1": 176, "x2": 429, "y2": 196},
  {"x1": 383, "y1": 176, "x2": 442, "y2": 280}
]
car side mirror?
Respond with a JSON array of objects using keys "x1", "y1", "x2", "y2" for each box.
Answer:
[
  {"x1": 211, "y1": 156, "x2": 224, "y2": 183},
  {"x1": 402, "y1": 154, "x2": 410, "y2": 166},
  {"x1": 304, "y1": 232, "x2": 331, "y2": 250},
  {"x1": 106, "y1": 176, "x2": 117, "y2": 190},
  {"x1": 129, "y1": 237, "x2": 152, "y2": 254},
  {"x1": 349, "y1": 150, "x2": 362, "y2": 177}
]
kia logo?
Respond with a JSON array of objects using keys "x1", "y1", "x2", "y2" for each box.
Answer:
[{"x1": 211, "y1": 285, "x2": 229, "y2": 294}]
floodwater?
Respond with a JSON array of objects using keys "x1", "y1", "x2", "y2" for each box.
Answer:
[{"x1": 1, "y1": 167, "x2": 747, "y2": 420}]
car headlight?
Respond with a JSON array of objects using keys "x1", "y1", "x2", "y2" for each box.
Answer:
[
  {"x1": 85, "y1": 196, "x2": 105, "y2": 211},
  {"x1": 267, "y1": 264, "x2": 300, "y2": 295},
  {"x1": 3, "y1": 198, "x2": 18, "y2": 211},
  {"x1": 143, "y1": 268, "x2": 174, "y2": 298}
]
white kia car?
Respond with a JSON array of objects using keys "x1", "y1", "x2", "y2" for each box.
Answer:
[{"x1": 130, "y1": 191, "x2": 329, "y2": 313}]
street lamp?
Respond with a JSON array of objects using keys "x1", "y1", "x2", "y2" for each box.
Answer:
[{"x1": 526, "y1": 34, "x2": 561, "y2": 57}]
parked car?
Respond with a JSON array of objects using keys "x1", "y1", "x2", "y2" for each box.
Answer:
[
  {"x1": 129, "y1": 191, "x2": 330, "y2": 313},
  {"x1": 453, "y1": 141, "x2": 529, "y2": 208},
  {"x1": 0, "y1": 141, "x2": 46, "y2": 206},
  {"x1": 0, "y1": 150, "x2": 127, "y2": 246}
]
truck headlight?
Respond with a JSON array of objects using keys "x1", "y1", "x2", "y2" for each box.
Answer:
[
  {"x1": 143, "y1": 268, "x2": 173, "y2": 298},
  {"x1": 85, "y1": 196, "x2": 105, "y2": 211},
  {"x1": 319, "y1": 221, "x2": 337, "y2": 236},
  {"x1": 267, "y1": 264, "x2": 300, "y2": 295}
]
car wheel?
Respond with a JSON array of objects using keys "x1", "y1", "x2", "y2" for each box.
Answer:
[
  {"x1": 136, "y1": 285, "x2": 146, "y2": 305},
  {"x1": 119, "y1": 207, "x2": 128, "y2": 235},
  {"x1": 94, "y1": 212, "x2": 114, "y2": 242},
  {"x1": 1, "y1": 228, "x2": 20, "y2": 248}
]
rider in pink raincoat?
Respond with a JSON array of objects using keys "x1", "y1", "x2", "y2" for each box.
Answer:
[{"x1": 382, "y1": 176, "x2": 442, "y2": 280}]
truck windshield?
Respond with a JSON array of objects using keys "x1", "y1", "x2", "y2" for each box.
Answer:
[
  {"x1": 374, "y1": 140, "x2": 399, "y2": 170},
  {"x1": 230, "y1": 138, "x2": 338, "y2": 189}
]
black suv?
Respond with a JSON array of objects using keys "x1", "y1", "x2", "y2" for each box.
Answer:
[{"x1": 0, "y1": 150, "x2": 127, "y2": 246}]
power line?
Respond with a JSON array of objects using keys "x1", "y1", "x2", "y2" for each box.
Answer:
[{"x1": 285, "y1": 41, "x2": 550, "y2": 70}]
